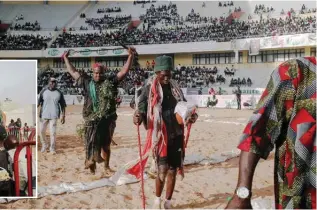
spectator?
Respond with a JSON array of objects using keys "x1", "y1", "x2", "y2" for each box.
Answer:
[
  {"x1": 38, "y1": 77, "x2": 66, "y2": 154},
  {"x1": 151, "y1": 60, "x2": 155, "y2": 69},
  {"x1": 218, "y1": 87, "x2": 222, "y2": 95},
  {"x1": 176, "y1": 64, "x2": 181, "y2": 70},
  {"x1": 23, "y1": 123, "x2": 29, "y2": 140},
  {"x1": 15, "y1": 118, "x2": 22, "y2": 129},
  {"x1": 235, "y1": 86, "x2": 241, "y2": 110},
  {"x1": 208, "y1": 87, "x2": 215, "y2": 95},
  {"x1": 247, "y1": 77, "x2": 252, "y2": 86},
  {"x1": 281, "y1": 9, "x2": 284, "y2": 15},
  {"x1": 206, "y1": 95, "x2": 218, "y2": 108},
  {"x1": 8, "y1": 120, "x2": 15, "y2": 128}
]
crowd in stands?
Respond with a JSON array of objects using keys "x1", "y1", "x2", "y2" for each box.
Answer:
[
  {"x1": 51, "y1": 32, "x2": 115, "y2": 48},
  {"x1": 1, "y1": 3, "x2": 316, "y2": 50},
  {"x1": 50, "y1": 2, "x2": 315, "y2": 48},
  {"x1": 79, "y1": 26, "x2": 89, "y2": 30},
  {"x1": 85, "y1": 14, "x2": 131, "y2": 30},
  {"x1": 172, "y1": 65, "x2": 253, "y2": 88},
  {"x1": 218, "y1": 1, "x2": 234, "y2": 7},
  {"x1": 229, "y1": 77, "x2": 252, "y2": 87},
  {"x1": 300, "y1": 4, "x2": 317, "y2": 14},
  {"x1": 38, "y1": 68, "x2": 79, "y2": 95},
  {"x1": 254, "y1": 4, "x2": 275, "y2": 14},
  {"x1": 247, "y1": 15, "x2": 315, "y2": 37},
  {"x1": 141, "y1": 3, "x2": 179, "y2": 28},
  {"x1": 0, "y1": 34, "x2": 50, "y2": 50},
  {"x1": 80, "y1": 13, "x2": 86, "y2": 18},
  {"x1": 97, "y1": 7, "x2": 121, "y2": 13},
  {"x1": 37, "y1": 66, "x2": 150, "y2": 95},
  {"x1": 15, "y1": 14, "x2": 24, "y2": 21},
  {"x1": 37, "y1": 63, "x2": 255, "y2": 95},
  {"x1": 50, "y1": 11, "x2": 315, "y2": 48},
  {"x1": 10, "y1": 21, "x2": 41, "y2": 31},
  {"x1": 133, "y1": 0, "x2": 156, "y2": 5}
]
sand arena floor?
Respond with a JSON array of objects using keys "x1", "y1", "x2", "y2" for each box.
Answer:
[{"x1": 1, "y1": 105, "x2": 274, "y2": 209}]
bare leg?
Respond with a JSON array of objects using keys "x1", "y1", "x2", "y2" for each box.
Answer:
[
  {"x1": 165, "y1": 169, "x2": 177, "y2": 200},
  {"x1": 104, "y1": 147, "x2": 110, "y2": 169},
  {"x1": 156, "y1": 175, "x2": 165, "y2": 197},
  {"x1": 156, "y1": 165, "x2": 168, "y2": 197},
  {"x1": 104, "y1": 146, "x2": 115, "y2": 176},
  {"x1": 153, "y1": 165, "x2": 168, "y2": 209}
]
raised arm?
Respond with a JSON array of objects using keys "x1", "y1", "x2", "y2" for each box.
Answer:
[
  {"x1": 117, "y1": 47, "x2": 136, "y2": 81},
  {"x1": 63, "y1": 50, "x2": 81, "y2": 80}
]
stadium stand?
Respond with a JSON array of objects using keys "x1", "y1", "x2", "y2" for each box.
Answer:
[{"x1": 0, "y1": 1, "x2": 315, "y2": 97}]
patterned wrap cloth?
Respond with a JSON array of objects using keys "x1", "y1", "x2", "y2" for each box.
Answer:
[
  {"x1": 76, "y1": 74, "x2": 118, "y2": 169},
  {"x1": 238, "y1": 57, "x2": 316, "y2": 208}
]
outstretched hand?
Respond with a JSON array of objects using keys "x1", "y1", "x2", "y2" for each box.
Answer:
[
  {"x1": 133, "y1": 111, "x2": 142, "y2": 125},
  {"x1": 187, "y1": 113, "x2": 198, "y2": 124},
  {"x1": 63, "y1": 49, "x2": 71, "y2": 60},
  {"x1": 128, "y1": 47, "x2": 136, "y2": 57}
]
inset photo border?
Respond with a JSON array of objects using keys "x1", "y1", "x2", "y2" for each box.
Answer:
[{"x1": 0, "y1": 60, "x2": 37, "y2": 200}]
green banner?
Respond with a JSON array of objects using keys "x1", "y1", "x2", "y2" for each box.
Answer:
[
  {"x1": 113, "y1": 49, "x2": 124, "y2": 55},
  {"x1": 80, "y1": 49, "x2": 92, "y2": 56},
  {"x1": 97, "y1": 48, "x2": 109, "y2": 55},
  {"x1": 47, "y1": 49, "x2": 60, "y2": 56}
]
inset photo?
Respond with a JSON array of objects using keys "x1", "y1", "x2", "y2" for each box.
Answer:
[{"x1": 0, "y1": 60, "x2": 37, "y2": 198}]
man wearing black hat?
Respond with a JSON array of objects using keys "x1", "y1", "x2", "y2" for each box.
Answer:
[{"x1": 133, "y1": 55, "x2": 198, "y2": 209}]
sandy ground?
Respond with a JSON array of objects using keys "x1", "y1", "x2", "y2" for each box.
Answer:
[{"x1": 1, "y1": 105, "x2": 274, "y2": 209}]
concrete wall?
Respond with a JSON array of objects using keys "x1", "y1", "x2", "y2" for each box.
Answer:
[
  {"x1": 305, "y1": 46, "x2": 311, "y2": 56},
  {"x1": 138, "y1": 54, "x2": 157, "y2": 68},
  {"x1": 174, "y1": 53, "x2": 193, "y2": 66},
  {"x1": 38, "y1": 58, "x2": 53, "y2": 68}
]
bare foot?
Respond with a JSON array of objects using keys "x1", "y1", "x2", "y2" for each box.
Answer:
[
  {"x1": 104, "y1": 167, "x2": 115, "y2": 177},
  {"x1": 89, "y1": 164, "x2": 96, "y2": 175}
]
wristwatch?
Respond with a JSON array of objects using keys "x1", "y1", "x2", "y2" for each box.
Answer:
[{"x1": 236, "y1": 187, "x2": 251, "y2": 199}]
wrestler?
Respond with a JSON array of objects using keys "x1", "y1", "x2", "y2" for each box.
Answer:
[
  {"x1": 63, "y1": 47, "x2": 136, "y2": 175},
  {"x1": 133, "y1": 55, "x2": 198, "y2": 209}
]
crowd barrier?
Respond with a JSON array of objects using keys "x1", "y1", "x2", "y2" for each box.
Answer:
[
  {"x1": 64, "y1": 94, "x2": 261, "y2": 109},
  {"x1": 13, "y1": 129, "x2": 36, "y2": 197},
  {"x1": 6, "y1": 127, "x2": 35, "y2": 142}
]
